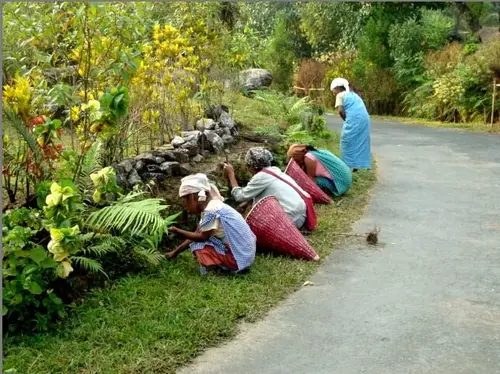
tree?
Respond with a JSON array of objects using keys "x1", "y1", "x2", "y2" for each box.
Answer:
[{"x1": 268, "y1": 12, "x2": 295, "y2": 92}]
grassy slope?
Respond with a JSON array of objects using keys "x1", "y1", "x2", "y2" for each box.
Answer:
[
  {"x1": 371, "y1": 115, "x2": 500, "y2": 134},
  {"x1": 4, "y1": 95, "x2": 376, "y2": 374}
]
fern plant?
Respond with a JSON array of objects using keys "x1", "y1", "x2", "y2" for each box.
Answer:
[
  {"x1": 86, "y1": 192, "x2": 180, "y2": 268},
  {"x1": 75, "y1": 141, "x2": 106, "y2": 196},
  {"x1": 253, "y1": 90, "x2": 314, "y2": 129}
]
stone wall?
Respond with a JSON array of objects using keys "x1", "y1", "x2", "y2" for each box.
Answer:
[{"x1": 112, "y1": 106, "x2": 239, "y2": 189}]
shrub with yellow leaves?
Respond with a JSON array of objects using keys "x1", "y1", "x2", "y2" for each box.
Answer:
[{"x1": 130, "y1": 23, "x2": 214, "y2": 147}]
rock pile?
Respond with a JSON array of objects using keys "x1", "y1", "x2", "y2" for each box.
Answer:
[{"x1": 111, "y1": 106, "x2": 239, "y2": 189}]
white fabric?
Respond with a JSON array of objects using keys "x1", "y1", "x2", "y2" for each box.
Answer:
[
  {"x1": 231, "y1": 166, "x2": 307, "y2": 228},
  {"x1": 179, "y1": 173, "x2": 223, "y2": 201},
  {"x1": 330, "y1": 77, "x2": 350, "y2": 92},
  {"x1": 200, "y1": 199, "x2": 225, "y2": 240},
  {"x1": 335, "y1": 91, "x2": 348, "y2": 108}
]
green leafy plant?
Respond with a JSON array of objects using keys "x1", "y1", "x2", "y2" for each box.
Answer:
[
  {"x1": 90, "y1": 166, "x2": 122, "y2": 205},
  {"x1": 2, "y1": 209, "x2": 66, "y2": 331}
]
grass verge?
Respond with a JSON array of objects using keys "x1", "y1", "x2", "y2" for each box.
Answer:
[
  {"x1": 4, "y1": 138, "x2": 376, "y2": 374},
  {"x1": 371, "y1": 115, "x2": 500, "y2": 134}
]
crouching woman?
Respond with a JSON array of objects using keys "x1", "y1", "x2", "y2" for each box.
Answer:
[{"x1": 166, "y1": 173, "x2": 256, "y2": 275}]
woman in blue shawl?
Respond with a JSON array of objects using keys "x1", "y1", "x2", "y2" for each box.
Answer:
[{"x1": 331, "y1": 78, "x2": 371, "y2": 171}]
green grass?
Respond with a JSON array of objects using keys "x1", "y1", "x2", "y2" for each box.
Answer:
[
  {"x1": 4, "y1": 145, "x2": 376, "y2": 374},
  {"x1": 371, "y1": 115, "x2": 500, "y2": 134}
]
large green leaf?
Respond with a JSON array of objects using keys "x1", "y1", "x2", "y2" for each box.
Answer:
[
  {"x1": 28, "y1": 281, "x2": 43, "y2": 295},
  {"x1": 29, "y1": 246, "x2": 47, "y2": 264},
  {"x1": 86, "y1": 197, "x2": 170, "y2": 241}
]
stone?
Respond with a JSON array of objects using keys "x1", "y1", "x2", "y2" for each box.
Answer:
[
  {"x1": 127, "y1": 169, "x2": 142, "y2": 187},
  {"x1": 154, "y1": 156, "x2": 165, "y2": 164},
  {"x1": 239, "y1": 69, "x2": 273, "y2": 91},
  {"x1": 196, "y1": 118, "x2": 216, "y2": 131},
  {"x1": 118, "y1": 159, "x2": 134, "y2": 174},
  {"x1": 137, "y1": 153, "x2": 157, "y2": 164},
  {"x1": 180, "y1": 140, "x2": 199, "y2": 157},
  {"x1": 204, "y1": 130, "x2": 225, "y2": 153},
  {"x1": 201, "y1": 149, "x2": 211, "y2": 157},
  {"x1": 204, "y1": 105, "x2": 229, "y2": 121},
  {"x1": 172, "y1": 149, "x2": 190, "y2": 163},
  {"x1": 218, "y1": 111, "x2": 235, "y2": 129},
  {"x1": 179, "y1": 163, "x2": 191, "y2": 176},
  {"x1": 154, "y1": 151, "x2": 176, "y2": 162},
  {"x1": 222, "y1": 134, "x2": 235, "y2": 145},
  {"x1": 171, "y1": 136, "x2": 186, "y2": 148},
  {"x1": 192, "y1": 154, "x2": 204, "y2": 163},
  {"x1": 160, "y1": 161, "x2": 180, "y2": 176},
  {"x1": 135, "y1": 160, "x2": 146, "y2": 171},
  {"x1": 230, "y1": 126, "x2": 240, "y2": 138},
  {"x1": 146, "y1": 164, "x2": 161, "y2": 173},
  {"x1": 115, "y1": 172, "x2": 129, "y2": 188},
  {"x1": 181, "y1": 130, "x2": 202, "y2": 140}
]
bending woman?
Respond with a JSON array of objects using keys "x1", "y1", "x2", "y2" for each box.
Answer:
[
  {"x1": 166, "y1": 173, "x2": 256, "y2": 276},
  {"x1": 287, "y1": 144, "x2": 352, "y2": 196},
  {"x1": 331, "y1": 78, "x2": 371, "y2": 170},
  {"x1": 224, "y1": 147, "x2": 308, "y2": 229}
]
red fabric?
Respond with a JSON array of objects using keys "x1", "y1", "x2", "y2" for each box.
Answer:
[
  {"x1": 194, "y1": 245, "x2": 238, "y2": 270},
  {"x1": 246, "y1": 196, "x2": 320, "y2": 261},
  {"x1": 260, "y1": 168, "x2": 318, "y2": 231},
  {"x1": 285, "y1": 159, "x2": 332, "y2": 204}
]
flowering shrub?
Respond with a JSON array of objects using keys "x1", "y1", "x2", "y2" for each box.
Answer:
[{"x1": 129, "y1": 24, "x2": 207, "y2": 144}]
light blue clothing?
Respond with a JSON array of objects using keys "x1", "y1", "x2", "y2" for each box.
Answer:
[
  {"x1": 340, "y1": 92, "x2": 371, "y2": 169},
  {"x1": 310, "y1": 150, "x2": 352, "y2": 196},
  {"x1": 231, "y1": 167, "x2": 307, "y2": 228},
  {"x1": 190, "y1": 202, "x2": 256, "y2": 272}
]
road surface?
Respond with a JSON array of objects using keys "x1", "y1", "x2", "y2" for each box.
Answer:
[{"x1": 180, "y1": 116, "x2": 500, "y2": 374}]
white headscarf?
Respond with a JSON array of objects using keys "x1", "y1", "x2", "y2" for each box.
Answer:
[
  {"x1": 179, "y1": 173, "x2": 223, "y2": 201},
  {"x1": 330, "y1": 77, "x2": 350, "y2": 92}
]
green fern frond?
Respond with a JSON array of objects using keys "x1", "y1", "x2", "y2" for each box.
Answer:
[
  {"x1": 70, "y1": 256, "x2": 106, "y2": 276},
  {"x1": 132, "y1": 242, "x2": 165, "y2": 266},
  {"x1": 76, "y1": 141, "x2": 105, "y2": 194},
  {"x1": 254, "y1": 124, "x2": 282, "y2": 137},
  {"x1": 82, "y1": 236, "x2": 125, "y2": 257},
  {"x1": 86, "y1": 197, "x2": 169, "y2": 240}
]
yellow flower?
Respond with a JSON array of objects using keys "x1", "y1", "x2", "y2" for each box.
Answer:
[
  {"x1": 93, "y1": 189, "x2": 102, "y2": 203},
  {"x1": 57, "y1": 261, "x2": 73, "y2": 278},
  {"x1": 48, "y1": 240, "x2": 68, "y2": 261},
  {"x1": 70, "y1": 106, "x2": 80, "y2": 121},
  {"x1": 50, "y1": 228, "x2": 64, "y2": 242}
]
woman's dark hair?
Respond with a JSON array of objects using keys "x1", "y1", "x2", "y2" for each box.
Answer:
[{"x1": 305, "y1": 145, "x2": 317, "y2": 152}]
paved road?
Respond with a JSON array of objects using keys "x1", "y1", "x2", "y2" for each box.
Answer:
[{"x1": 180, "y1": 117, "x2": 500, "y2": 374}]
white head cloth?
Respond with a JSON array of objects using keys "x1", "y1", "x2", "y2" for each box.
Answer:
[
  {"x1": 330, "y1": 77, "x2": 350, "y2": 92},
  {"x1": 178, "y1": 173, "x2": 223, "y2": 201}
]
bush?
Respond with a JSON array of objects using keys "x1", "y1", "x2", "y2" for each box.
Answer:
[
  {"x1": 424, "y1": 42, "x2": 463, "y2": 79},
  {"x1": 3, "y1": 208, "x2": 66, "y2": 331},
  {"x1": 420, "y1": 9, "x2": 454, "y2": 50},
  {"x1": 294, "y1": 59, "x2": 326, "y2": 98}
]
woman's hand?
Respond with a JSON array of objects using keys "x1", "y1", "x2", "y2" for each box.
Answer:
[
  {"x1": 223, "y1": 163, "x2": 234, "y2": 176},
  {"x1": 223, "y1": 163, "x2": 240, "y2": 189},
  {"x1": 168, "y1": 226, "x2": 179, "y2": 234},
  {"x1": 165, "y1": 250, "x2": 178, "y2": 260}
]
